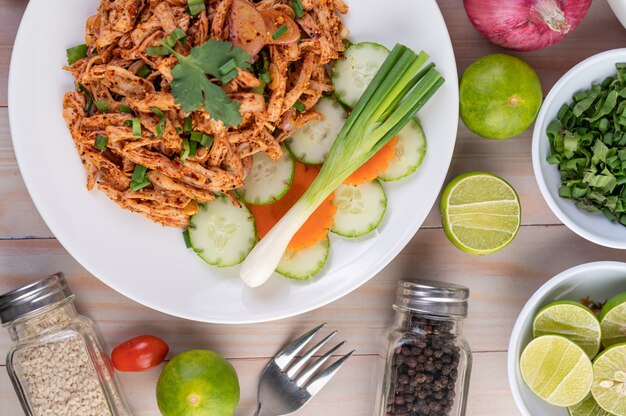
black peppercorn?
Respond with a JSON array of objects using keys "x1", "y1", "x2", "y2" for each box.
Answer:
[{"x1": 386, "y1": 318, "x2": 463, "y2": 416}]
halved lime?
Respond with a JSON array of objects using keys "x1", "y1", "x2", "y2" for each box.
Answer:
[
  {"x1": 520, "y1": 335, "x2": 593, "y2": 407},
  {"x1": 440, "y1": 172, "x2": 521, "y2": 255},
  {"x1": 591, "y1": 343, "x2": 626, "y2": 416},
  {"x1": 600, "y1": 292, "x2": 626, "y2": 348},
  {"x1": 533, "y1": 301, "x2": 601, "y2": 359},
  {"x1": 569, "y1": 394, "x2": 615, "y2": 416}
]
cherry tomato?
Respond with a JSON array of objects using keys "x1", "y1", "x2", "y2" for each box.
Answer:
[{"x1": 112, "y1": 335, "x2": 169, "y2": 372}]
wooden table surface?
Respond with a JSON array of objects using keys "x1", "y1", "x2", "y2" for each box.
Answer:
[{"x1": 2, "y1": 1, "x2": 626, "y2": 415}]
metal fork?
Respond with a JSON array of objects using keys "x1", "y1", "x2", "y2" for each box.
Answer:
[{"x1": 253, "y1": 323, "x2": 355, "y2": 416}]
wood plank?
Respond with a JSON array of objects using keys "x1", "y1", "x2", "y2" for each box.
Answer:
[
  {"x1": 0, "y1": 0, "x2": 28, "y2": 107},
  {"x1": 1, "y1": 226, "x2": 625, "y2": 359},
  {"x1": 0, "y1": 351, "x2": 518, "y2": 416}
]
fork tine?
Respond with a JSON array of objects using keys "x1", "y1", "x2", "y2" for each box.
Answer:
[
  {"x1": 304, "y1": 350, "x2": 355, "y2": 395},
  {"x1": 286, "y1": 331, "x2": 337, "y2": 378},
  {"x1": 295, "y1": 340, "x2": 346, "y2": 387},
  {"x1": 274, "y1": 323, "x2": 326, "y2": 369}
]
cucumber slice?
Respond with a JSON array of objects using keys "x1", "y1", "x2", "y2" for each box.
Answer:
[
  {"x1": 276, "y1": 237, "x2": 330, "y2": 280},
  {"x1": 331, "y1": 180, "x2": 387, "y2": 238},
  {"x1": 188, "y1": 197, "x2": 257, "y2": 267},
  {"x1": 286, "y1": 97, "x2": 347, "y2": 165},
  {"x1": 379, "y1": 118, "x2": 427, "y2": 182},
  {"x1": 237, "y1": 145, "x2": 294, "y2": 205},
  {"x1": 332, "y1": 42, "x2": 390, "y2": 108}
]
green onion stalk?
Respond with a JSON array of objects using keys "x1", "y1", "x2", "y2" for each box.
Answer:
[{"x1": 239, "y1": 44, "x2": 445, "y2": 287}]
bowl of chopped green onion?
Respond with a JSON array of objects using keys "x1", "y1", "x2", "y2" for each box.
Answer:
[{"x1": 533, "y1": 48, "x2": 626, "y2": 249}]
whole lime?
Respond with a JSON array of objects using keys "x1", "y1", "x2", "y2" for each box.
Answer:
[
  {"x1": 460, "y1": 54, "x2": 543, "y2": 139},
  {"x1": 156, "y1": 350, "x2": 240, "y2": 416}
]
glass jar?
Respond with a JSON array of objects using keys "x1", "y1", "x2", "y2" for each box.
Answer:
[
  {"x1": 375, "y1": 279, "x2": 472, "y2": 416},
  {"x1": 1, "y1": 273, "x2": 131, "y2": 416}
]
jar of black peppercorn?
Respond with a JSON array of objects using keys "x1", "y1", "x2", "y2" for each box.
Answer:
[{"x1": 375, "y1": 280, "x2": 472, "y2": 416}]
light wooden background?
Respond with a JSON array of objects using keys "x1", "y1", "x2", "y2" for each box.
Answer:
[{"x1": 2, "y1": 1, "x2": 626, "y2": 415}]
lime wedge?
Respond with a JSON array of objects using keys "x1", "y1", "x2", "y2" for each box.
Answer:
[
  {"x1": 569, "y1": 394, "x2": 615, "y2": 416},
  {"x1": 591, "y1": 343, "x2": 626, "y2": 416},
  {"x1": 520, "y1": 335, "x2": 593, "y2": 407},
  {"x1": 440, "y1": 172, "x2": 521, "y2": 255},
  {"x1": 600, "y1": 292, "x2": 626, "y2": 348},
  {"x1": 533, "y1": 301, "x2": 601, "y2": 359}
]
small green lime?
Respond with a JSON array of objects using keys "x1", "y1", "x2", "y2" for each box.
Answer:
[
  {"x1": 520, "y1": 335, "x2": 593, "y2": 407},
  {"x1": 156, "y1": 350, "x2": 240, "y2": 416},
  {"x1": 533, "y1": 300, "x2": 601, "y2": 359},
  {"x1": 600, "y1": 292, "x2": 626, "y2": 348},
  {"x1": 591, "y1": 343, "x2": 626, "y2": 416},
  {"x1": 568, "y1": 394, "x2": 615, "y2": 416},
  {"x1": 440, "y1": 172, "x2": 521, "y2": 255},
  {"x1": 460, "y1": 54, "x2": 543, "y2": 139}
]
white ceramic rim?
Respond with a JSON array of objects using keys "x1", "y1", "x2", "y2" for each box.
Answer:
[
  {"x1": 532, "y1": 48, "x2": 626, "y2": 249},
  {"x1": 8, "y1": 0, "x2": 459, "y2": 324},
  {"x1": 507, "y1": 260, "x2": 626, "y2": 415}
]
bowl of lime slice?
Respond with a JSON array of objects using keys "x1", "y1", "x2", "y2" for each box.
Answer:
[{"x1": 508, "y1": 261, "x2": 626, "y2": 416}]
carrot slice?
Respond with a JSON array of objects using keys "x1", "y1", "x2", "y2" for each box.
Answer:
[
  {"x1": 344, "y1": 137, "x2": 398, "y2": 185},
  {"x1": 249, "y1": 162, "x2": 336, "y2": 251}
]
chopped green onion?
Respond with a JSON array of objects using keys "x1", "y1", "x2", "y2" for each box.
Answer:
[
  {"x1": 94, "y1": 135, "x2": 108, "y2": 151},
  {"x1": 199, "y1": 134, "x2": 213, "y2": 148},
  {"x1": 260, "y1": 71, "x2": 271, "y2": 84},
  {"x1": 131, "y1": 164, "x2": 147, "y2": 183},
  {"x1": 165, "y1": 28, "x2": 187, "y2": 47},
  {"x1": 66, "y1": 44, "x2": 88, "y2": 65},
  {"x1": 187, "y1": 0, "x2": 205, "y2": 16},
  {"x1": 150, "y1": 107, "x2": 166, "y2": 139},
  {"x1": 130, "y1": 178, "x2": 151, "y2": 192},
  {"x1": 183, "y1": 229, "x2": 192, "y2": 248},
  {"x1": 220, "y1": 59, "x2": 237, "y2": 76},
  {"x1": 183, "y1": 117, "x2": 193, "y2": 135},
  {"x1": 189, "y1": 139, "x2": 198, "y2": 157},
  {"x1": 190, "y1": 131, "x2": 203, "y2": 142},
  {"x1": 272, "y1": 25, "x2": 288, "y2": 40},
  {"x1": 76, "y1": 82, "x2": 94, "y2": 113},
  {"x1": 147, "y1": 46, "x2": 170, "y2": 56},
  {"x1": 175, "y1": 127, "x2": 182, "y2": 134},
  {"x1": 131, "y1": 118, "x2": 142, "y2": 139},
  {"x1": 291, "y1": 0, "x2": 304, "y2": 18},
  {"x1": 181, "y1": 138, "x2": 191, "y2": 162},
  {"x1": 137, "y1": 65, "x2": 152, "y2": 78},
  {"x1": 239, "y1": 44, "x2": 444, "y2": 287},
  {"x1": 119, "y1": 104, "x2": 133, "y2": 114},
  {"x1": 95, "y1": 100, "x2": 110, "y2": 113},
  {"x1": 293, "y1": 100, "x2": 306, "y2": 112}
]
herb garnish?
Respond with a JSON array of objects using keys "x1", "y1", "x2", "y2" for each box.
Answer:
[
  {"x1": 161, "y1": 39, "x2": 252, "y2": 127},
  {"x1": 66, "y1": 44, "x2": 88, "y2": 65},
  {"x1": 547, "y1": 63, "x2": 626, "y2": 225}
]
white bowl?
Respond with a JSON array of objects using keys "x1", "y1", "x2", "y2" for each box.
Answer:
[
  {"x1": 507, "y1": 261, "x2": 626, "y2": 416},
  {"x1": 608, "y1": 0, "x2": 626, "y2": 30},
  {"x1": 532, "y1": 49, "x2": 626, "y2": 249}
]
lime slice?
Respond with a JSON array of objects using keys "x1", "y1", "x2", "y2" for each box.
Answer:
[
  {"x1": 533, "y1": 301, "x2": 601, "y2": 359},
  {"x1": 520, "y1": 335, "x2": 593, "y2": 407},
  {"x1": 600, "y1": 292, "x2": 626, "y2": 348},
  {"x1": 591, "y1": 343, "x2": 626, "y2": 416},
  {"x1": 569, "y1": 394, "x2": 615, "y2": 416},
  {"x1": 440, "y1": 172, "x2": 521, "y2": 255}
]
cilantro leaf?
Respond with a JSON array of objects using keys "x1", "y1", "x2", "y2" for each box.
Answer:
[{"x1": 163, "y1": 39, "x2": 252, "y2": 127}]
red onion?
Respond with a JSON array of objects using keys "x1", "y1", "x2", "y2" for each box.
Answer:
[{"x1": 463, "y1": 0, "x2": 592, "y2": 51}]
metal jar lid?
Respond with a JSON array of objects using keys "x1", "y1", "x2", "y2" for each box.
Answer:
[
  {"x1": 0, "y1": 273, "x2": 74, "y2": 324},
  {"x1": 394, "y1": 279, "x2": 469, "y2": 318}
]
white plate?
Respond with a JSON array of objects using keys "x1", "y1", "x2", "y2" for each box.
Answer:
[
  {"x1": 9, "y1": 0, "x2": 458, "y2": 323},
  {"x1": 508, "y1": 261, "x2": 626, "y2": 416},
  {"x1": 532, "y1": 49, "x2": 626, "y2": 249},
  {"x1": 608, "y1": 0, "x2": 626, "y2": 30}
]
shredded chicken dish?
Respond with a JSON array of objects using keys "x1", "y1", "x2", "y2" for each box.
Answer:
[{"x1": 62, "y1": 0, "x2": 348, "y2": 227}]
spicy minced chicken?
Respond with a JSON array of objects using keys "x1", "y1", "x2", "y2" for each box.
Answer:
[{"x1": 62, "y1": 0, "x2": 348, "y2": 227}]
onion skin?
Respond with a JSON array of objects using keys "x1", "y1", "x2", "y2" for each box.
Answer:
[{"x1": 463, "y1": 0, "x2": 592, "y2": 51}]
